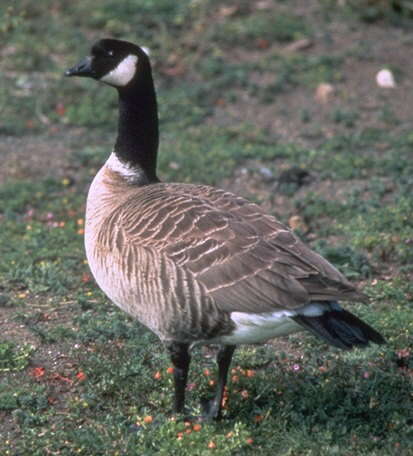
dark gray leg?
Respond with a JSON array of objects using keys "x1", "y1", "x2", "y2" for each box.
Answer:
[
  {"x1": 201, "y1": 344, "x2": 236, "y2": 420},
  {"x1": 167, "y1": 342, "x2": 191, "y2": 414}
]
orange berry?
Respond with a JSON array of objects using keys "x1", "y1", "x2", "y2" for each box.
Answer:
[
  {"x1": 246, "y1": 369, "x2": 255, "y2": 377},
  {"x1": 226, "y1": 432, "x2": 234, "y2": 438},
  {"x1": 76, "y1": 371, "x2": 86, "y2": 381},
  {"x1": 184, "y1": 421, "x2": 192, "y2": 427},
  {"x1": 193, "y1": 423, "x2": 202, "y2": 432},
  {"x1": 166, "y1": 367, "x2": 174, "y2": 374},
  {"x1": 208, "y1": 380, "x2": 216, "y2": 386},
  {"x1": 30, "y1": 367, "x2": 45, "y2": 378},
  {"x1": 185, "y1": 428, "x2": 192, "y2": 434},
  {"x1": 143, "y1": 415, "x2": 153, "y2": 424},
  {"x1": 177, "y1": 432, "x2": 184, "y2": 440},
  {"x1": 203, "y1": 368, "x2": 211, "y2": 376},
  {"x1": 153, "y1": 371, "x2": 162, "y2": 380},
  {"x1": 208, "y1": 441, "x2": 216, "y2": 449},
  {"x1": 246, "y1": 438, "x2": 254, "y2": 445}
]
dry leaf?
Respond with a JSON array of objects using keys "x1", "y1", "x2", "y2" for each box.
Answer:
[
  {"x1": 219, "y1": 6, "x2": 238, "y2": 17},
  {"x1": 288, "y1": 215, "x2": 308, "y2": 232},
  {"x1": 315, "y1": 83, "x2": 334, "y2": 104},
  {"x1": 284, "y1": 38, "x2": 313, "y2": 53}
]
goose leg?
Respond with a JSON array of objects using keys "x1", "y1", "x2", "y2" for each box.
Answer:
[
  {"x1": 201, "y1": 344, "x2": 236, "y2": 420},
  {"x1": 167, "y1": 342, "x2": 191, "y2": 415}
]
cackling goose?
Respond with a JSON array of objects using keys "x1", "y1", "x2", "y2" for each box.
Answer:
[{"x1": 65, "y1": 39, "x2": 385, "y2": 420}]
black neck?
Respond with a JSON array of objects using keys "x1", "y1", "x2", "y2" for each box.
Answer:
[{"x1": 114, "y1": 75, "x2": 159, "y2": 184}]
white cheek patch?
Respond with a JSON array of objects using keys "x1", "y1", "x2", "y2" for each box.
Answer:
[{"x1": 100, "y1": 54, "x2": 138, "y2": 87}]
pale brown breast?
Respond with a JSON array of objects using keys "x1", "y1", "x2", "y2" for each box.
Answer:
[{"x1": 84, "y1": 164, "x2": 234, "y2": 342}]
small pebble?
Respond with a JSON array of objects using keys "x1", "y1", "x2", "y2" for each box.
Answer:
[{"x1": 376, "y1": 69, "x2": 396, "y2": 88}]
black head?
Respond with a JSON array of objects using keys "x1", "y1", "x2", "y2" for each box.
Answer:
[{"x1": 65, "y1": 39, "x2": 151, "y2": 88}]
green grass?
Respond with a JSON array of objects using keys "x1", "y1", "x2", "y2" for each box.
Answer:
[
  {"x1": 0, "y1": 342, "x2": 34, "y2": 373},
  {"x1": 212, "y1": 11, "x2": 311, "y2": 47},
  {"x1": 1, "y1": 1, "x2": 413, "y2": 455},
  {"x1": 322, "y1": 0, "x2": 413, "y2": 23}
]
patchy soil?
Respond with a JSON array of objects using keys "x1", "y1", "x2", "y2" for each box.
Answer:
[
  {"x1": 212, "y1": 12, "x2": 413, "y2": 143},
  {"x1": 0, "y1": 135, "x2": 72, "y2": 182}
]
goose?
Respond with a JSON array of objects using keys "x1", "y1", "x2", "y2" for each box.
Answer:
[{"x1": 65, "y1": 39, "x2": 385, "y2": 421}]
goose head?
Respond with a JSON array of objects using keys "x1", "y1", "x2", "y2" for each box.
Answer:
[{"x1": 65, "y1": 38, "x2": 150, "y2": 88}]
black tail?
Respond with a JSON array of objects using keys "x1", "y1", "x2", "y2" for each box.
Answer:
[{"x1": 293, "y1": 307, "x2": 386, "y2": 350}]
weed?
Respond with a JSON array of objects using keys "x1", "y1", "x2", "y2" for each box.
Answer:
[
  {"x1": 0, "y1": 341, "x2": 34, "y2": 373},
  {"x1": 313, "y1": 241, "x2": 373, "y2": 278},
  {"x1": 344, "y1": 196, "x2": 413, "y2": 264}
]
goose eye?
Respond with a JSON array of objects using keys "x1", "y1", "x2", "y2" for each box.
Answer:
[{"x1": 107, "y1": 50, "x2": 114, "y2": 57}]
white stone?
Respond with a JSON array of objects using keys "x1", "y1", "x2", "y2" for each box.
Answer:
[{"x1": 376, "y1": 69, "x2": 396, "y2": 89}]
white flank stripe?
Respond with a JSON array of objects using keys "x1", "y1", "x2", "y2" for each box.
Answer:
[
  {"x1": 100, "y1": 54, "x2": 138, "y2": 87},
  {"x1": 216, "y1": 310, "x2": 302, "y2": 345}
]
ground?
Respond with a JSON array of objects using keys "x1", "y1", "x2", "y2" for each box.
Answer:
[{"x1": 0, "y1": 1, "x2": 412, "y2": 455}]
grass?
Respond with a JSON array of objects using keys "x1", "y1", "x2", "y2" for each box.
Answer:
[
  {"x1": 325, "y1": 0, "x2": 413, "y2": 23},
  {"x1": 1, "y1": 1, "x2": 413, "y2": 455},
  {"x1": 212, "y1": 10, "x2": 311, "y2": 47}
]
